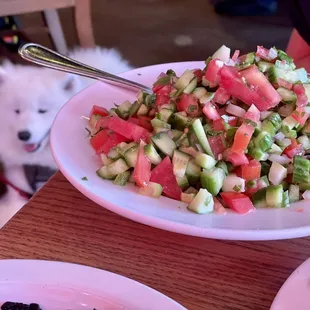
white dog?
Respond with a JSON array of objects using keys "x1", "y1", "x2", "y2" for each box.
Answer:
[{"x1": 0, "y1": 47, "x2": 133, "y2": 225}]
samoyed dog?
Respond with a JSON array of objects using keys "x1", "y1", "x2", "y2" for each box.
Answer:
[{"x1": 0, "y1": 47, "x2": 133, "y2": 225}]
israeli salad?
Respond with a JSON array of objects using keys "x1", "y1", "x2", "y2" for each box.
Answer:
[{"x1": 87, "y1": 45, "x2": 310, "y2": 215}]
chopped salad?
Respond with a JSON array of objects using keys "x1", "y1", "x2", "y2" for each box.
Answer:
[{"x1": 87, "y1": 45, "x2": 310, "y2": 215}]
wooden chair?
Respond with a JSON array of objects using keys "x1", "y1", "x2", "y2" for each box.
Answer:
[{"x1": 0, "y1": 0, "x2": 95, "y2": 55}]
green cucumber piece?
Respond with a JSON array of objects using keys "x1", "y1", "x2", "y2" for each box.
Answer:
[
  {"x1": 175, "y1": 70, "x2": 195, "y2": 90},
  {"x1": 138, "y1": 182, "x2": 163, "y2": 198},
  {"x1": 129, "y1": 101, "x2": 141, "y2": 117},
  {"x1": 113, "y1": 171, "x2": 131, "y2": 186},
  {"x1": 192, "y1": 87, "x2": 208, "y2": 99},
  {"x1": 268, "y1": 113, "x2": 282, "y2": 132},
  {"x1": 137, "y1": 104, "x2": 149, "y2": 116},
  {"x1": 183, "y1": 77, "x2": 198, "y2": 94},
  {"x1": 261, "y1": 120, "x2": 276, "y2": 137},
  {"x1": 116, "y1": 100, "x2": 132, "y2": 119},
  {"x1": 289, "y1": 184, "x2": 300, "y2": 203},
  {"x1": 216, "y1": 161, "x2": 228, "y2": 175},
  {"x1": 176, "y1": 175, "x2": 190, "y2": 190},
  {"x1": 185, "y1": 159, "x2": 201, "y2": 184},
  {"x1": 169, "y1": 112, "x2": 192, "y2": 131},
  {"x1": 266, "y1": 185, "x2": 284, "y2": 208},
  {"x1": 282, "y1": 190, "x2": 290, "y2": 207},
  {"x1": 244, "y1": 52, "x2": 255, "y2": 64},
  {"x1": 151, "y1": 132, "x2": 176, "y2": 157},
  {"x1": 123, "y1": 144, "x2": 139, "y2": 168},
  {"x1": 145, "y1": 94, "x2": 156, "y2": 108},
  {"x1": 187, "y1": 188, "x2": 214, "y2": 214},
  {"x1": 254, "y1": 131, "x2": 273, "y2": 152},
  {"x1": 175, "y1": 133, "x2": 190, "y2": 147},
  {"x1": 277, "y1": 87, "x2": 297, "y2": 104},
  {"x1": 171, "y1": 129, "x2": 184, "y2": 141},
  {"x1": 100, "y1": 154, "x2": 114, "y2": 166},
  {"x1": 181, "y1": 192, "x2": 196, "y2": 204},
  {"x1": 179, "y1": 146, "x2": 198, "y2": 157},
  {"x1": 157, "y1": 109, "x2": 173, "y2": 123},
  {"x1": 158, "y1": 103, "x2": 177, "y2": 112},
  {"x1": 144, "y1": 144, "x2": 162, "y2": 165},
  {"x1": 107, "y1": 147, "x2": 122, "y2": 160},
  {"x1": 297, "y1": 135, "x2": 310, "y2": 150},
  {"x1": 151, "y1": 118, "x2": 171, "y2": 129},
  {"x1": 89, "y1": 114, "x2": 101, "y2": 128},
  {"x1": 96, "y1": 166, "x2": 116, "y2": 180},
  {"x1": 172, "y1": 150, "x2": 190, "y2": 178},
  {"x1": 200, "y1": 167, "x2": 225, "y2": 195},
  {"x1": 199, "y1": 92, "x2": 215, "y2": 104},
  {"x1": 248, "y1": 146, "x2": 269, "y2": 161},
  {"x1": 269, "y1": 143, "x2": 283, "y2": 155},
  {"x1": 268, "y1": 66, "x2": 300, "y2": 84},
  {"x1": 293, "y1": 156, "x2": 310, "y2": 184},
  {"x1": 252, "y1": 188, "x2": 267, "y2": 208},
  {"x1": 277, "y1": 49, "x2": 294, "y2": 66},
  {"x1": 257, "y1": 61, "x2": 273, "y2": 73},
  {"x1": 195, "y1": 152, "x2": 217, "y2": 169},
  {"x1": 191, "y1": 119, "x2": 214, "y2": 157},
  {"x1": 106, "y1": 158, "x2": 130, "y2": 176}
]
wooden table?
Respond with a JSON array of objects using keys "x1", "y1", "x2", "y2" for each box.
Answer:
[{"x1": 1, "y1": 172, "x2": 310, "y2": 310}]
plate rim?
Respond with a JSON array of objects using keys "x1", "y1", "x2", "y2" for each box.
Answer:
[{"x1": 51, "y1": 61, "x2": 310, "y2": 241}]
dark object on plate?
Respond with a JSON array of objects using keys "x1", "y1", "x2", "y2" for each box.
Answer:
[{"x1": 1, "y1": 302, "x2": 41, "y2": 310}]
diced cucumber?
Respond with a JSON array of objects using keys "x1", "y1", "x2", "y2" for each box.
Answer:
[
  {"x1": 116, "y1": 100, "x2": 132, "y2": 119},
  {"x1": 282, "y1": 190, "x2": 290, "y2": 207},
  {"x1": 153, "y1": 127, "x2": 169, "y2": 134},
  {"x1": 129, "y1": 101, "x2": 141, "y2": 117},
  {"x1": 268, "y1": 162, "x2": 287, "y2": 186},
  {"x1": 113, "y1": 171, "x2": 131, "y2": 186},
  {"x1": 173, "y1": 150, "x2": 190, "y2": 178},
  {"x1": 106, "y1": 158, "x2": 130, "y2": 176},
  {"x1": 89, "y1": 114, "x2": 101, "y2": 128},
  {"x1": 123, "y1": 144, "x2": 139, "y2": 168},
  {"x1": 247, "y1": 146, "x2": 269, "y2": 161},
  {"x1": 181, "y1": 193, "x2": 195, "y2": 204},
  {"x1": 195, "y1": 152, "x2": 217, "y2": 169},
  {"x1": 184, "y1": 186, "x2": 199, "y2": 195},
  {"x1": 175, "y1": 134, "x2": 190, "y2": 147},
  {"x1": 187, "y1": 188, "x2": 214, "y2": 214},
  {"x1": 261, "y1": 162, "x2": 271, "y2": 176},
  {"x1": 158, "y1": 103, "x2": 177, "y2": 112},
  {"x1": 109, "y1": 108, "x2": 118, "y2": 116},
  {"x1": 268, "y1": 113, "x2": 282, "y2": 131},
  {"x1": 96, "y1": 166, "x2": 116, "y2": 180},
  {"x1": 281, "y1": 127, "x2": 297, "y2": 139},
  {"x1": 257, "y1": 61, "x2": 273, "y2": 73},
  {"x1": 302, "y1": 120, "x2": 310, "y2": 135},
  {"x1": 293, "y1": 156, "x2": 310, "y2": 184},
  {"x1": 179, "y1": 146, "x2": 198, "y2": 157},
  {"x1": 118, "y1": 142, "x2": 138, "y2": 156},
  {"x1": 145, "y1": 94, "x2": 156, "y2": 107},
  {"x1": 157, "y1": 109, "x2": 173, "y2": 123},
  {"x1": 268, "y1": 66, "x2": 300, "y2": 84},
  {"x1": 138, "y1": 182, "x2": 163, "y2": 198},
  {"x1": 175, "y1": 70, "x2": 195, "y2": 90},
  {"x1": 191, "y1": 119, "x2": 214, "y2": 157},
  {"x1": 277, "y1": 49, "x2": 294, "y2": 66},
  {"x1": 300, "y1": 183, "x2": 310, "y2": 191},
  {"x1": 169, "y1": 112, "x2": 192, "y2": 130},
  {"x1": 171, "y1": 129, "x2": 183, "y2": 141},
  {"x1": 289, "y1": 185, "x2": 300, "y2": 203},
  {"x1": 212, "y1": 45, "x2": 231, "y2": 62},
  {"x1": 261, "y1": 120, "x2": 276, "y2": 137},
  {"x1": 269, "y1": 143, "x2": 283, "y2": 155},
  {"x1": 185, "y1": 159, "x2": 201, "y2": 184},
  {"x1": 200, "y1": 167, "x2": 225, "y2": 195},
  {"x1": 254, "y1": 131, "x2": 272, "y2": 152},
  {"x1": 137, "y1": 90, "x2": 147, "y2": 103},
  {"x1": 176, "y1": 175, "x2": 190, "y2": 190},
  {"x1": 151, "y1": 118, "x2": 171, "y2": 129},
  {"x1": 152, "y1": 132, "x2": 176, "y2": 157},
  {"x1": 259, "y1": 174, "x2": 270, "y2": 187},
  {"x1": 252, "y1": 188, "x2": 267, "y2": 208},
  {"x1": 107, "y1": 147, "x2": 122, "y2": 160},
  {"x1": 295, "y1": 68, "x2": 308, "y2": 83},
  {"x1": 222, "y1": 174, "x2": 245, "y2": 193},
  {"x1": 137, "y1": 104, "x2": 149, "y2": 116},
  {"x1": 266, "y1": 185, "x2": 284, "y2": 208},
  {"x1": 277, "y1": 87, "x2": 297, "y2": 104},
  {"x1": 283, "y1": 116, "x2": 298, "y2": 130},
  {"x1": 278, "y1": 104, "x2": 295, "y2": 118},
  {"x1": 297, "y1": 135, "x2": 310, "y2": 150},
  {"x1": 216, "y1": 161, "x2": 228, "y2": 175},
  {"x1": 144, "y1": 144, "x2": 162, "y2": 165},
  {"x1": 100, "y1": 153, "x2": 114, "y2": 166},
  {"x1": 244, "y1": 52, "x2": 255, "y2": 65},
  {"x1": 199, "y1": 92, "x2": 215, "y2": 104},
  {"x1": 192, "y1": 87, "x2": 208, "y2": 99},
  {"x1": 183, "y1": 77, "x2": 197, "y2": 94}
]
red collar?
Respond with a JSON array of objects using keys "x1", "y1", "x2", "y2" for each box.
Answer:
[{"x1": 0, "y1": 174, "x2": 32, "y2": 199}]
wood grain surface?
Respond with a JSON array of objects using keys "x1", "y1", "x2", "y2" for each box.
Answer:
[{"x1": 1, "y1": 172, "x2": 310, "y2": 310}]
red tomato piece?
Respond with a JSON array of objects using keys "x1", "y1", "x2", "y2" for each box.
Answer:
[
  {"x1": 213, "y1": 197, "x2": 227, "y2": 215},
  {"x1": 231, "y1": 50, "x2": 240, "y2": 62},
  {"x1": 137, "y1": 116, "x2": 153, "y2": 131},
  {"x1": 241, "y1": 160, "x2": 261, "y2": 181},
  {"x1": 283, "y1": 138, "x2": 304, "y2": 159},
  {"x1": 212, "y1": 119, "x2": 225, "y2": 131},
  {"x1": 127, "y1": 117, "x2": 140, "y2": 125},
  {"x1": 205, "y1": 58, "x2": 223, "y2": 88},
  {"x1": 225, "y1": 148, "x2": 249, "y2": 166},
  {"x1": 244, "y1": 104, "x2": 260, "y2": 124},
  {"x1": 108, "y1": 116, "x2": 150, "y2": 142},
  {"x1": 155, "y1": 84, "x2": 172, "y2": 106},
  {"x1": 208, "y1": 134, "x2": 225, "y2": 160},
  {"x1": 214, "y1": 87, "x2": 230, "y2": 105},
  {"x1": 293, "y1": 84, "x2": 308, "y2": 107},
  {"x1": 176, "y1": 94, "x2": 201, "y2": 117},
  {"x1": 150, "y1": 156, "x2": 181, "y2": 200},
  {"x1": 276, "y1": 78, "x2": 293, "y2": 90},
  {"x1": 256, "y1": 46, "x2": 276, "y2": 61},
  {"x1": 95, "y1": 116, "x2": 111, "y2": 131},
  {"x1": 193, "y1": 69, "x2": 203, "y2": 83},
  {"x1": 227, "y1": 116, "x2": 238, "y2": 127},
  {"x1": 90, "y1": 105, "x2": 109, "y2": 118},
  {"x1": 220, "y1": 192, "x2": 255, "y2": 214},
  {"x1": 202, "y1": 102, "x2": 221, "y2": 121},
  {"x1": 231, "y1": 123, "x2": 254, "y2": 154},
  {"x1": 132, "y1": 141, "x2": 151, "y2": 187},
  {"x1": 90, "y1": 129, "x2": 129, "y2": 154},
  {"x1": 291, "y1": 106, "x2": 309, "y2": 126}
]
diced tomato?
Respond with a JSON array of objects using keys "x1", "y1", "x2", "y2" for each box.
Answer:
[
  {"x1": 95, "y1": 116, "x2": 111, "y2": 130},
  {"x1": 291, "y1": 106, "x2": 309, "y2": 126},
  {"x1": 220, "y1": 192, "x2": 255, "y2": 214},
  {"x1": 205, "y1": 58, "x2": 223, "y2": 88},
  {"x1": 293, "y1": 84, "x2": 308, "y2": 107},
  {"x1": 127, "y1": 117, "x2": 140, "y2": 125},
  {"x1": 213, "y1": 197, "x2": 227, "y2": 215},
  {"x1": 208, "y1": 134, "x2": 225, "y2": 160},
  {"x1": 90, "y1": 105, "x2": 109, "y2": 118},
  {"x1": 132, "y1": 141, "x2": 151, "y2": 187},
  {"x1": 193, "y1": 69, "x2": 203, "y2": 83},
  {"x1": 136, "y1": 116, "x2": 153, "y2": 131},
  {"x1": 150, "y1": 156, "x2": 181, "y2": 200},
  {"x1": 214, "y1": 87, "x2": 230, "y2": 105},
  {"x1": 218, "y1": 107, "x2": 227, "y2": 116},
  {"x1": 155, "y1": 84, "x2": 172, "y2": 106},
  {"x1": 231, "y1": 123, "x2": 254, "y2": 154},
  {"x1": 90, "y1": 129, "x2": 129, "y2": 154},
  {"x1": 225, "y1": 148, "x2": 249, "y2": 166},
  {"x1": 202, "y1": 102, "x2": 221, "y2": 120},
  {"x1": 239, "y1": 65, "x2": 282, "y2": 111},
  {"x1": 241, "y1": 160, "x2": 261, "y2": 181},
  {"x1": 283, "y1": 138, "x2": 304, "y2": 159},
  {"x1": 231, "y1": 50, "x2": 240, "y2": 62},
  {"x1": 212, "y1": 119, "x2": 225, "y2": 131},
  {"x1": 227, "y1": 116, "x2": 238, "y2": 127},
  {"x1": 176, "y1": 94, "x2": 201, "y2": 117},
  {"x1": 276, "y1": 78, "x2": 293, "y2": 90},
  {"x1": 108, "y1": 116, "x2": 150, "y2": 142},
  {"x1": 244, "y1": 104, "x2": 260, "y2": 124},
  {"x1": 256, "y1": 46, "x2": 276, "y2": 62}
]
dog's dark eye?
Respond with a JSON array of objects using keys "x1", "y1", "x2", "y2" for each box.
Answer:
[
  {"x1": 14, "y1": 109, "x2": 20, "y2": 115},
  {"x1": 38, "y1": 109, "x2": 47, "y2": 114}
]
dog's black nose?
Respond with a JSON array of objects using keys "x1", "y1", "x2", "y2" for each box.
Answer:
[{"x1": 18, "y1": 130, "x2": 31, "y2": 141}]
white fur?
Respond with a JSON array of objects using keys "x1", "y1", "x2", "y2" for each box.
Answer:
[{"x1": 0, "y1": 47, "x2": 133, "y2": 225}]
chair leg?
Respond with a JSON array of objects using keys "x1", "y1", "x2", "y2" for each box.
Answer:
[
  {"x1": 74, "y1": 0, "x2": 95, "y2": 47},
  {"x1": 43, "y1": 9, "x2": 68, "y2": 54}
]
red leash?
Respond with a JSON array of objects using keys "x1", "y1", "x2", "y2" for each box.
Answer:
[{"x1": 0, "y1": 174, "x2": 32, "y2": 199}]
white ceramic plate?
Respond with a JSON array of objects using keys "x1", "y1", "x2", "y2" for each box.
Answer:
[
  {"x1": 271, "y1": 257, "x2": 310, "y2": 310},
  {"x1": 51, "y1": 61, "x2": 310, "y2": 241},
  {"x1": 0, "y1": 259, "x2": 184, "y2": 309}
]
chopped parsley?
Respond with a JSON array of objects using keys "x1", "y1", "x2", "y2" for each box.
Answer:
[{"x1": 233, "y1": 184, "x2": 242, "y2": 192}]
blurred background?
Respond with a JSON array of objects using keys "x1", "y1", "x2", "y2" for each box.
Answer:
[{"x1": 0, "y1": 0, "x2": 292, "y2": 67}]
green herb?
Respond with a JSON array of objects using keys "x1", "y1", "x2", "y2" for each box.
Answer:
[
  {"x1": 246, "y1": 180, "x2": 256, "y2": 188},
  {"x1": 233, "y1": 185, "x2": 242, "y2": 192},
  {"x1": 153, "y1": 76, "x2": 171, "y2": 87},
  {"x1": 81, "y1": 176, "x2": 88, "y2": 181},
  {"x1": 188, "y1": 105, "x2": 198, "y2": 113},
  {"x1": 244, "y1": 119, "x2": 257, "y2": 127},
  {"x1": 166, "y1": 69, "x2": 176, "y2": 76}
]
